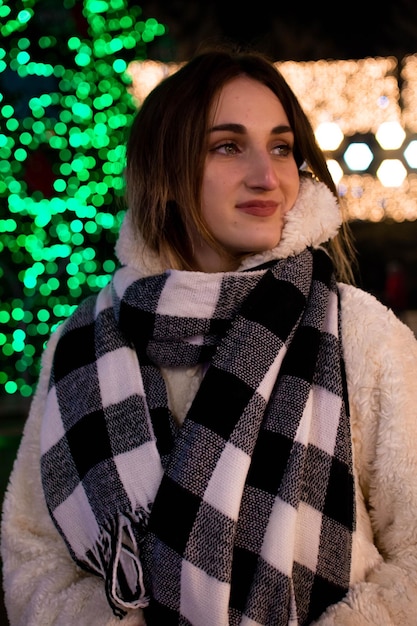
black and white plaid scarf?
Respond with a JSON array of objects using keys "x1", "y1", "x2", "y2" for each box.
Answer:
[{"x1": 41, "y1": 241, "x2": 355, "y2": 625}]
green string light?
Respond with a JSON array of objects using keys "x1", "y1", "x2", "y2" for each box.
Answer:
[{"x1": 0, "y1": 0, "x2": 166, "y2": 398}]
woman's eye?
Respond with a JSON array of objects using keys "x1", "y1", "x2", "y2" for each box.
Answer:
[
  {"x1": 273, "y1": 143, "x2": 292, "y2": 156},
  {"x1": 213, "y1": 142, "x2": 240, "y2": 155}
]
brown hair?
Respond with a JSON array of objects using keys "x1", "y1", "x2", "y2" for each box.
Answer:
[{"x1": 125, "y1": 44, "x2": 356, "y2": 282}]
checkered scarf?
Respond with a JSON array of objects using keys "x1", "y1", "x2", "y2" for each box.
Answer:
[{"x1": 40, "y1": 180, "x2": 355, "y2": 625}]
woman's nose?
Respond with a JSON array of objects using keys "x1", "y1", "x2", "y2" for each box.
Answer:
[{"x1": 245, "y1": 152, "x2": 279, "y2": 190}]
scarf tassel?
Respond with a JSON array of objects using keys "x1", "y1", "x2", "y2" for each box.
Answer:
[{"x1": 86, "y1": 509, "x2": 150, "y2": 619}]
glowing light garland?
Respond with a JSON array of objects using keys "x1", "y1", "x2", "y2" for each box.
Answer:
[{"x1": 0, "y1": 0, "x2": 165, "y2": 398}]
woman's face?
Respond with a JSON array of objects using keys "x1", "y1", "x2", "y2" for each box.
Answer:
[{"x1": 193, "y1": 76, "x2": 300, "y2": 272}]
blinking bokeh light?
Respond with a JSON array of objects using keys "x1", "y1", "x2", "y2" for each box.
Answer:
[{"x1": 0, "y1": 0, "x2": 165, "y2": 398}]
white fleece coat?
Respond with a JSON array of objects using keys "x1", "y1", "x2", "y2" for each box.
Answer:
[{"x1": 3, "y1": 179, "x2": 417, "y2": 625}]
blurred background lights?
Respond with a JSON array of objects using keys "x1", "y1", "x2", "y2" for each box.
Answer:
[
  {"x1": 0, "y1": 0, "x2": 166, "y2": 398},
  {"x1": 2, "y1": 1, "x2": 417, "y2": 401},
  {"x1": 376, "y1": 159, "x2": 408, "y2": 186},
  {"x1": 404, "y1": 140, "x2": 417, "y2": 168},
  {"x1": 375, "y1": 121, "x2": 406, "y2": 149},
  {"x1": 343, "y1": 143, "x2": 374, "y2": 171},
  {"x1": 326, "y1": 159, "x2": 344, "y2": 184},
  {"x1": 314, "y1": 122, "x2": 344, "y2": 151}
]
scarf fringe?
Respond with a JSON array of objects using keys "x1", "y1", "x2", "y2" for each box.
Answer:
[{"x1": 85, "y1": 509, "x2": 150, "y2": 619}]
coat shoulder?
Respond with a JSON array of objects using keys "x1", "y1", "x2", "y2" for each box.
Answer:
[{"x1": 338, "y1": 282, "x2": 416, "y2": 349}]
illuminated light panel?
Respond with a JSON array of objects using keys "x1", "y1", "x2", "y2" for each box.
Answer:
[
  {"x1": 401, "y1": 54, "x2": 417, "y2": 132},
  {"x1": 343, "y1": 143, "x2": 374, "y2": 171},
  {"x1": 340, "y1": 173, "x2": 417, "y2": 220},
  {"x1": 126, "y1": 59, "x2": 181, "y2": 105},
  {"x1": 376, "y1": 159, "x2": 408, "y2": 187},
  {"x1": 326, "y1": 159, "x2": 344, "y2": 184},
  {"x1": 127, "y1": 56, "x2": 403, "y2": 135},
  {"x1": 375, "y1": 121, "x2": 406, "y2": 149},
  {"x1": 403, "y1": 140, "x2": 417, "y2": 168},
  {"x1": 315, "y1": 122, "x2": 344, "y2": 151}
]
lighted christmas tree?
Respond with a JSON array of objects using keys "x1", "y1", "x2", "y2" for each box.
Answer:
[{"x1": 0, "y1": 0, "x2": 165, "y2": 398}]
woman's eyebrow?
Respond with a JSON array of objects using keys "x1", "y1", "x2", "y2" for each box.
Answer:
[
  {"x1": 208, "y1": 123, "x2": 293, "y2": 134},
  {"x1": 208, "y1": 123, "x2": 246, "y2": 134}
]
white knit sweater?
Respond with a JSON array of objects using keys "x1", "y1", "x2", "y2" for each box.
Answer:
[{"x1": 3, "y1": 180, "x2": 417, "y2": 625}]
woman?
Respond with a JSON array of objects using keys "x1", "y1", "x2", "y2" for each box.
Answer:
[{"x1": 2, "y1": 45, "x2": 417, "y2": 626}]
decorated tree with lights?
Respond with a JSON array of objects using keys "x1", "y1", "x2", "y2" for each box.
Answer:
[{"x1": 0, "y1": 0, "x2": 165, "y2": 399}]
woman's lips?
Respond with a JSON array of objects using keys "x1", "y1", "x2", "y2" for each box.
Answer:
[{"x1": 235, "y1": 201, "x2": 278, "y2": 217}]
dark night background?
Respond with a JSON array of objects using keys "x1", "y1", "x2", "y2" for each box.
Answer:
[{"x1": 139, "y1": 0, "x2": 417, "y2": 63}]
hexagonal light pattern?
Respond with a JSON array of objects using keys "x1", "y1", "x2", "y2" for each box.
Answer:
[
  {"x1": 404, "y1": 140, "x2": 417, "y2": 168},
  {"x1": 376, "y1": 159, "x2": 408, "y2": 187},
  {"x1": 315, "y1": 122, "x2": 344, "y2": 151},
  {"x1": 343, "y1": 143, "x2": 374, "y2": 171},
  {"x1": 326, "y1": 159, "x2": 344, "y2": 184},
  {"x1": 375, "y1": 121, "x2": 406, "y2": 149}
]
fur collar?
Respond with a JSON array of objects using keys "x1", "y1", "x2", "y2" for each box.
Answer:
[{"x1": 115, "y1": 176, "x2": 342, "y2": 275}]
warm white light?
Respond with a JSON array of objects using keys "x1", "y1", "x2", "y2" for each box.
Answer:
[
  {"x1": 326, "y1": 159, "x2": 344, "y2": 183},
  {"x1": 404, "y1": 140, "x2": 417, "y2": 168},
  {"x1": 375, "y1": 121, "x2": 406, "y2": 149},
  {"x1": 278, "y1": 57, "x2": 400, "y2": 135},
  {"x1": 376, "y1": 159, "x2": 408, "y2": 186},
  {"x1": 343, "y1": 143, "x2": 374, "y2": 171},
  {"x1": 126, "y1": 60, "x2": 182, "y2": 104},
  {"x1": 315, "y1": 122, "x2": 344, "y2": 151}
]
